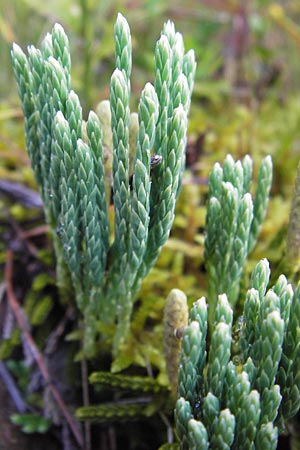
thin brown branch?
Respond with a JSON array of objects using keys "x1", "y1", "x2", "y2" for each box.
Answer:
[
  {"x1": 12, "y1": 221, "x2": 39, "y2": 257},
  {"x1": 4, "y1": 250, "x2": 84, "y2": 448},
  {"x1": 21, "y1": 224, "x2": 49, "y2": 239}
]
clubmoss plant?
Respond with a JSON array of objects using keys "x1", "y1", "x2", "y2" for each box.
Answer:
[
  {"x1": 11, "y1": 14, "x2": 196, "y2": 356},
  {"x1": 173, "y1": 260, "x2": 300, "y2": 450},
  {"x1": 163, "y1": 155, "x2": 300, "y2": 449},
  {"x1": 204, "y1": 154, "x2": 272, "y2": 323},
  {"x1": 76, "y1": 371, "x2": 170, "y2": 423}
]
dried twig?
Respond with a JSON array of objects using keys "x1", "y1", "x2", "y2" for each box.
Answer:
[
  {"x1": 45, "y1": 307, "x2": 74, "y2": 355},
  {"x1": 0, "y1": 360, "x2": 28, "y2": 413},
  {"x1": 21, "y1": 224, "x2": 49, "y2": 239},
  {"x1": 10, "y1": 219, "x2": 40, "y2": 256},
  {"x1": 0, "y1": 180, "x2": 43, "y2": 209},
  {"x1": 4, "y1": 249, "x2": 84, "y2": 448}
]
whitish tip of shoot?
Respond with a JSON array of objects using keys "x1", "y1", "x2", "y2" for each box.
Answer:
[
  {"x1": 224, "y1": 153, "x2": 235, "y2": 166},
  {"x1": 77, "y1": 138, "x2": 88, "y2": 151},
  {"x1": 185, "y1": 48, "x2": 196, "y2": 61},
  {"x1": 87, "y1": 110, "x2": 98, "y2": 123},
  {"x1": 27, "y1": 44, "x2": 37, "y2": 53},
  {"x1": 12, "y1": 42, "x2": 22, "y2": 54},
  {"x1": 258, "y1": 258, "x2": 270, "y2": 271},
  {"x1": 235, "y1": 159, "x2": 243, "y2": 172},
  {"x1": 55, "y1": 110, "x2": 66, "y2": 123},
  {"x1": 217, "y1": 293, "x2": 230, "y2": 310},
  {"x1": 11, "y1": 43, "x2": 27, "y2": 67},
  {"x1": 174, "y1": 32, "x2": 184, "y2": 52},
  {"x1": 116, "y1": 13, "x2": 130, "y2": 33},
  {"x1": 239, "y1": 371, "x2": 250, "y2": 385},
  {"x1": 44, "y1": 32, "x2": 52, "y2": 42},
  {"x1": 52, "y1": 23, "x2": 65, "y2": 34},
  {"x1": 157, "y1": 33, "x2": 171, "y2": 53},
  {"x1": 264, "y1": 155, "x2": 273, "y2": 166},
  {"x1": 110, "y1": 68, "x2": 128, "y2": 97},
  {"x1": 111, "y1": 67, "x2": 125, "y2": 82},
  {"x1": 143, "y1": 81, "x2": 155, "y2": 95},
  {"x1": 243, "y1": 192, "x2": 253, "y2": 205},
  {"x1": 249, "y1": 389, "x2": 260, "y2": 404},
  {"x1": 194, "y1": 297, "x2": 207, "y2": 311},
  {"x1": 67, "y1": 90, "x2": 80, "y2": 104},
  {"x1": 243, "y1": 154, "x2": 252, "y2": 164},
  {"x1": 163, "y1": 20, "x2": 176, "y2": 37},
  {"x1": 116, "y1": 12, "x2": 126, "y2": 22}
]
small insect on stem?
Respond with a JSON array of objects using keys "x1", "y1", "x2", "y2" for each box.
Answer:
[
  {"x1": 150, "y1": 154, "x2": 162, "y2": 171},
  {"x1": 110, "y1": 154, "x2": 163, "y2": 205},
  {"x1": 129, "y1": 154, "x2": 162, "y2": 189}
]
